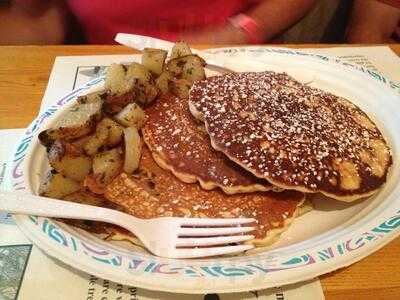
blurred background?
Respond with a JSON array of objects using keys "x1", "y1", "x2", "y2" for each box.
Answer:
[{"x1": 0, "y1": 0, "x2": 399, "y2": 45}]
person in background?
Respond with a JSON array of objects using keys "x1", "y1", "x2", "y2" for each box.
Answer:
[
  {"x1": 0, "y1": 0, "x2": 316, "y2": 45},
  {"x1": 347, "y1": 0, "x2": 400, "y2": 43}
]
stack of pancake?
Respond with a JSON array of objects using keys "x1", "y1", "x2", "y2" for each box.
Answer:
[{"x1": 106, "y1": 71, "x2": 392, "y2": 248}]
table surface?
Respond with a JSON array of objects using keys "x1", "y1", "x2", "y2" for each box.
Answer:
[{"x1": 0, "y1": 44, "x2": 399, "y2": 300}]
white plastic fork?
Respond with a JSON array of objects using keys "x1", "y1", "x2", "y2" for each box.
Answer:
[{"x1": 0, "y1": 191, "x2": 255, "y2": 258}]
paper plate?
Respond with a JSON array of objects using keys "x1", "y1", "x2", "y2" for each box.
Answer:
[{"x1": 10, "y1": 47, "x2": 400, "y2": 294}]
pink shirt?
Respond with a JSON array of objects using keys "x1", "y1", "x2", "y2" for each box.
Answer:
[{"x1": 67, "y1": 0, "x2": 253, "y2": 44}]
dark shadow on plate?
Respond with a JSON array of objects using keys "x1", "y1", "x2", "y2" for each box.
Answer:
[{"x1": 309, "y1": 193, "x2": 375, "y2": 212}]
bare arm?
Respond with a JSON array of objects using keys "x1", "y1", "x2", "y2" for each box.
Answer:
[
  {"x1": 347, "y1": 0, "x2": 400, "y2": 43},
  {"x1": 182, "y1": 0, "x2": 316, "y2": 44},
  {"x1": 0, "y1": 0, "x2": 67, "y2": 45},
  {"x1": 247, "y1": 0, "x2": 317, "y2": 40}
]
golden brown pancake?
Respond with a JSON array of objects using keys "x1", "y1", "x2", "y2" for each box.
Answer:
[
  {"x1": 143, "y1": 93, "x2": 275, "y2": 194},
  {"x1": 189, "y1": 71, "x2": 392, "y2": 201},
  {"x1": 104, "y1": 146, "x2": 306, "y2": 246}
]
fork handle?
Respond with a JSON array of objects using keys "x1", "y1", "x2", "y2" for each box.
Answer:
[
  {"x1": 115, "y1": 33, "x2": 176, "y2": 52},
  {"x1": 0, "y1": 190, "x2": 129, "y2": 225}
]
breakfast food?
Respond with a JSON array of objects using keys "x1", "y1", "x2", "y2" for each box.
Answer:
[
  {"x1": 189, "y1": 71, "x2": 392, "y2": 201},
  {"x1": 38, "y1": 42, "x2": 207, "y2": 199},
  {"x1": 37, "y1": 42, "x2": 313, "y2": 253},
  {"x1": 104, "y1": 147, "x2": 309, "y2": 247},
  {"x1": 38, "y1": 97, "x2": 102, "y2": 145},
  {"x1": 38, "y1": 41, "x2": 392, "y2": 257},
  {"x1": 143, "y1": 93, "x2": 275, "y2": 194}
]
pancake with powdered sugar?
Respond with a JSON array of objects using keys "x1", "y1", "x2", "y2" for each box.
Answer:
[
  {"x1": 189, "y1": 71, "x2": 392, "y2": 201},
  {"x1": 143, "y1": 93, "x2": 276, "y2": 194}
]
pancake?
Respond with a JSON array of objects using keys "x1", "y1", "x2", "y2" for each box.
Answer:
[
  {"x1": 189, "y1": 71, "x2": 392, "y2": 201},
  {"x1": 104, "y1": 146, "x2": 307, "y2": 246},
  {"x1": 142, "y1": 93, "x2": 275, "y2": 194}
]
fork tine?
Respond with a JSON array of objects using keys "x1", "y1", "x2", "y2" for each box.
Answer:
[
  {"x1": 173, "y1": 244, "x2": 254, "y2": 258},
  {"x1": 179, "y1": 226, "x2": 255, "y2": 237},
  {"x1": 180, "y1": 218, "x2": 256, "y2": 227},
  {"x1": 176, "y1": 235, "x2": 254, "y2": 247}
]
